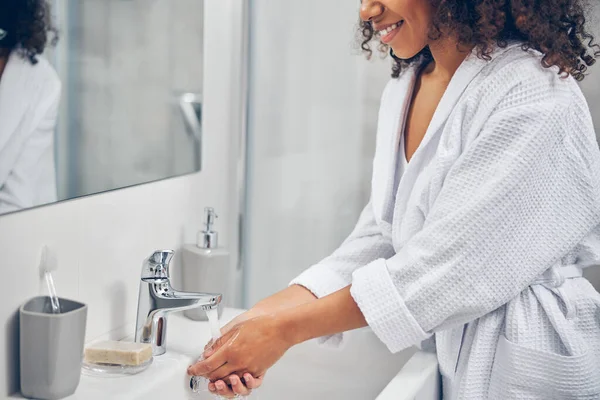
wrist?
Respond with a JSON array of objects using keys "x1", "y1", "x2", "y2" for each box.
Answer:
[
  {"x1": 248, "y1": 305, "x2": 268, "y2": 317},
  {"x1": 275, "y1": 306, "x2": 308, "y2": 347}
]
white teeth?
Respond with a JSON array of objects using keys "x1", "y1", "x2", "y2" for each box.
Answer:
[{"x1": 379, "y1": 21, "x2": 401, "y2": 36}]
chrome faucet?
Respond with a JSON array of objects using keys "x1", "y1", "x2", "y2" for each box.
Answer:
[{"x1": 135, "y1": 250, "x2": 222, "y2": 356}]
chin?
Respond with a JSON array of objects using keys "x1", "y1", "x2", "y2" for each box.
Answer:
[{"x1": 390, "y1": 45, "x2": 426, "y2": 60}]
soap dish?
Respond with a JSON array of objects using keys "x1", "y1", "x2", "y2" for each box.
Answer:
[{"x1": 82, "y1": 357, "x2": 153, "y2": 377}]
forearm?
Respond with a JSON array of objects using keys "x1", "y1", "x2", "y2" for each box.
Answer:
[
  {"x1": 220, "y1": 285, "x2": 317, "y2": 334},
  {"x1": 194, "y1": 285, "x2": 367, "y2": 383},
  {"x1": 252, "y1": 284, "x2": 318, "y2": 314},
  {"x1": 280, "y1": 285, "x2": 367, "y2": 346}
]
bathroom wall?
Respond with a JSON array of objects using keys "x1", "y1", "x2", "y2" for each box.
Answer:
[
  {"x1": 0, "y1": 0, "x2": 247, "y2": 396},
  {"x1": 243, "y1": 0, "x2": 392, "y2": 306}
]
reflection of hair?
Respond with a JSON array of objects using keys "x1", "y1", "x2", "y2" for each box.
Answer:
[
  {"x1": 0, "y1": 0, "x2": 58, "y2": 64},
  {"x1": 359, "y1": 0, "x2": 599, "y2": 81}
]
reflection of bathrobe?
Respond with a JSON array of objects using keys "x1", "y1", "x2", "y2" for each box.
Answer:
[
  {"x1": 0, "y1": 51, "x2": 60, "y2": 214},
  {"x1": 292, "y1": 43, "x2": 600, "y2": 399}
]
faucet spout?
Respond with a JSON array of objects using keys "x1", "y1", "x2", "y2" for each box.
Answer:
[
  {"x1": 135, "y1": 250, "x2": 222, "y2": 355},
  {"x1": 160, "y1": 290, "x2": 221, "y2": 311}
]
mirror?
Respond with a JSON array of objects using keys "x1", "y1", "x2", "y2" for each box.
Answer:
[{"x1": 0, "y1": 0, "x2": 204, "y2": 216}]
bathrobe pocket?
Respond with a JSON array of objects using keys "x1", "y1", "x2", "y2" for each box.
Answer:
[{"x1": 488, "y1": 334, "x2": 600, "y2": 399}]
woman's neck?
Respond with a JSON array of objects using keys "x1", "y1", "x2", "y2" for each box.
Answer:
[{"x1": 424, "y1": 37, "x2": 474, "y2": 82}]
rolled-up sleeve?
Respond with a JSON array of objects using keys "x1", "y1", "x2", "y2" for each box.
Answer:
[
  {"x1": 290, "y1": 200, "x2": 395, "y2": 346},
  {"x1": 290, "y1": 199, "x2": 395, "y2": 297},
  {"x1": 350, "y1": 96, "x2": 600, "y2": 353}
]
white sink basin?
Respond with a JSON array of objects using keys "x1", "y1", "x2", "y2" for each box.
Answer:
[{"x1": 13, "y1": 308, "x2": 420, "y2": 400}]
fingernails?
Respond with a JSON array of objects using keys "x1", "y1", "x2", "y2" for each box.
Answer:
[
  {"x1": 208, "y1": 383, "x2": 216, "y2": 392},
  {"x1": 230, "y1": 376, "x2": 238, "y2": 384},
  {"x1": 244, "y1": 373, "x2": 252, "y2": 381},
  {"x1": 216, "y1": 381, "x2": 225, "y2": 390}
]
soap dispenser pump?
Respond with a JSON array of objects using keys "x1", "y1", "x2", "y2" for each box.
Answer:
[
  {"x1": 181, "y1": 207, "x2": 230, "y2": 321},
  {"x1": 198, "y1": 207, "x2": 218, "y2": 249}
]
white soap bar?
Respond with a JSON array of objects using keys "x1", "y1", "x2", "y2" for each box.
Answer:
[{"x1": 84, "y1": 341, "x2": 152, "y2": 366}]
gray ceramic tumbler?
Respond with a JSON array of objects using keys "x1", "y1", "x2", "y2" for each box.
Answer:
[{"x1": 20, "y1": 296, "x2": 87, "y2": 400}]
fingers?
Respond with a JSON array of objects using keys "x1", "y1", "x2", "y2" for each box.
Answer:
[
  {"x1": 209, "y1": 380, "x2": 237, "y2": 398},
  {"x1": 208, "y1": 362, "x2": 238, "y2": 382},
  {"x1": 243, "y1": 373, "x2": 264, "y2": 389},
  {"x1": 207, "y1": 375, "x2": 260, "y2": 398},
  {"x1": 189, "y1": 329, "x2": 239, "y2": 377},
  {"x1": 187, "y1": 346, "x2": 227, "y2": 376},
  {"x1": 203, "y1": 345, "x2": 217, "y2": 359},
  {"x1": 220, "y1": 321, "x2": 235, "y2": 336},
  {"x1": 203, "y1": 333, "x2": 230, "y2": 359},
  {"x1": 229, "y1": 374, "x2": 251, "y2": 396}
]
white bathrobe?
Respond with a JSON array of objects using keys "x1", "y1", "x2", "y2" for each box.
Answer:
[
  {"x1": 0, "y1": 51, "x2": 60, "y2": 214},
  {"x1": 292, "y1": 43, "x2": 600, "y2": 399}
]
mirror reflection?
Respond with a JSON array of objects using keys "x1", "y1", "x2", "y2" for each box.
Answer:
[
  {"x1": 0, "y1": 0, "x2": 204, "y2": 216},
  {"x1": 0, "y1": 0, "x2": 59, "y2": 214}
]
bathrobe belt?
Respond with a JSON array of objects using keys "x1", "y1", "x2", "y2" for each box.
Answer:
[
  {"x1": 530, "y1": 263, "x2": 584, "y2": 320},
  {"x1": 449, "y1": 263, "x2": 585, "y2": 375}
]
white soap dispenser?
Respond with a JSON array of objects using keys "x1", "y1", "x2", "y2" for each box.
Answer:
[{"x1": 182, "y1": 207, "x2": 230, "y2": 321}]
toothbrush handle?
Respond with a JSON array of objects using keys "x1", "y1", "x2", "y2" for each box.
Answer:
[{"x1": 45, "y1": 272, "x2": 60, "y2": 313}]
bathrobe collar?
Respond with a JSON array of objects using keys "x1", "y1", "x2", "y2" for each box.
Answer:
[{"x1": 372, "y1": 43, "x2": 522, "y2": 236}]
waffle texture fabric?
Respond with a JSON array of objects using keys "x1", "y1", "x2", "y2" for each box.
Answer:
[{"x1": 291, "y1": 43, "x2": 600, "y2": 399}]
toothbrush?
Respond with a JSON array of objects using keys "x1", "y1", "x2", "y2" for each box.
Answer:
[
  {"x1": 40, "y1": 246, "x2": 61, "y2": 314},
  {"x1": 45, "y1": 271, "x2": 60, "y2": 313}
]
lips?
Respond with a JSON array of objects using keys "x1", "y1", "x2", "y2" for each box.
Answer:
[
  {"x1": 375, "y1": 20, "x2": 404, "y2": 36},
  {"x1": 375, "y1": 20, "x2": 404, "y2": 44}
]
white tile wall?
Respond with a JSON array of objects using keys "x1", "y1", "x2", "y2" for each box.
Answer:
[
  {"x1": 0, "y1": 0, "x2": 246, "y2": 396},
  {"x1": 243, "y1": 0, "x2": 392, "y2": 306}
]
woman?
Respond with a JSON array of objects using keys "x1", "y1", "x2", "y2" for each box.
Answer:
[
  {"x1": 189, "y1": 0, "x2": 600, "y2": 398},
  {"x1": 0, "y1": 0, "x2": 60, "y2": 215}
]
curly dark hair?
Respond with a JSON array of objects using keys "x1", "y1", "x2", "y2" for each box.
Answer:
[
  {"x1": 0, "y1": 0, "x2": 58, "y2": 64},
  {"x1": 359, "y1": 0, "x2": 600, "y2": 81}
]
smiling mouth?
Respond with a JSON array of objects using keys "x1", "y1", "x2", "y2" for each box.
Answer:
[{"x1": 377, "y1": 20, "x2": 404, "y2": 37}]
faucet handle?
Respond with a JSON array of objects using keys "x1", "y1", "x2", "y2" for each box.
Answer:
[
  {"x1": 141, "y1": 250, "x2": 174, "y2": 282},
  {"x1": 149, "y1": 250, "x2": 174, "y2": 266}
]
